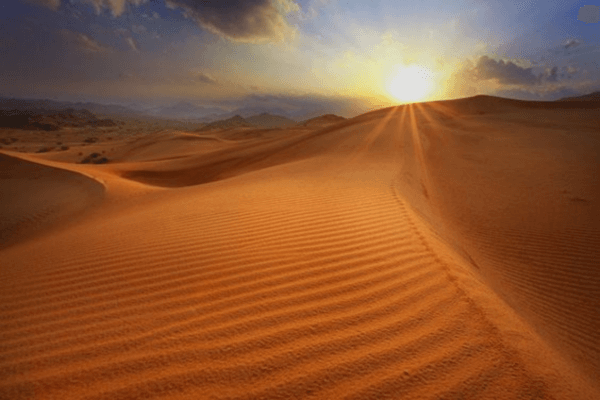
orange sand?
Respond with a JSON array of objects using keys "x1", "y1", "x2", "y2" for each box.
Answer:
[{"x1": 1, "y1": 96, "x2": 599, "y2": 399}]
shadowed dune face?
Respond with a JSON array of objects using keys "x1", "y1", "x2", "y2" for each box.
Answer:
[
  {"x1": 0, "y1": 98, "x2": 599, "y2": 399},
  {"x1": 0, "y1": 153, "x2": 105, "y2": 249},
  {"x1": 116, "y1": 119, "x2": 370, "y2": 187}
]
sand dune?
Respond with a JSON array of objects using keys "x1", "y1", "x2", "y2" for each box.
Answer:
[
  {"x1": 0, "y1": 152, "x2": 104, "y2": 250},
  {"x1": 1, "y1": 96, "x2": 599, "y2": 399}
]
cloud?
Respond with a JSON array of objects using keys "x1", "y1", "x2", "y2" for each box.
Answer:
[
  {"x1": 577, "y1": 5, "x2": 599, "y2": 24},
  {"x1": 446, "y1": 56, "x2": 568, "y2": 99},
  {"x1": 163, "y1": 0, "x2": 299, "y2": 43},
  {"x1": 113, "y1": 27, "x2": 141, "y2": 51},
  {"x1": 564, "y1": 65, "x2": 578, "y2": 75},
  {"x1": 28, "y1": 0, "x2": 149, "y2": 15},
  {"x1": 81, "y1": 0, "x2": 148, "y2": 17},
  {"x1": 547, "y1": 38, "x2": 592, "y2": 59},
  {"x1": 192, "y1": 71, "x2": 217, "y2": 84},
  {"x1": 131, "y1": 25, "x2": 147, "y2": 35},
  {"x1": 564, "y1": 39, "x2": 581, "y2": 49},
  {"x1": 61, "y1": 29, "x2": 112, "y2": 53},
  {"x1": 126, "y1": 37, "x2": 139, "y2": 52},
  {"x1": 471, "y1": 56, "x2": 539, "y2": 86},
  {"x1": 545, "y1": 66, "x2": 558, "y2": 82},
  {"x1": 27, "y1": 0, "x2": 61, "y2": 10}
]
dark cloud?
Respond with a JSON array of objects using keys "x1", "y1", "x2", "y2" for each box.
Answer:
[
  {"x1": 545, "y1": 66, "x2": 558, "y2": 82},
  {"x1": 164, "y1": 0, "x2": 299, "y2": 43},
  {"x1": 577, "y1": 5, "x2": 599, "y2": 24},
  {"x1": 471, "y1": 56, "x2": 539, "y2": 86}
]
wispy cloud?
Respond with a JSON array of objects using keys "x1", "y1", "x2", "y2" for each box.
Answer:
[
  {"x1": 61, "y1": 29, "x2": 112, "y2": 53},
  {"x1": 131, "y1": 24, "x2": 147, "y2": 35},
  {"x1": 26, "y1": 0, "x2": 60, "y2": 10},
  {"x1": 564, "y1": 39, "x2": 581, "y2": 50},
  {"x1": 126, "y1": 36, "x2": 140, "y2": 52},
  {"x1": 27, "y1": 0, "x2": 149, "y2": 16},
  {"x1": 193, "y1": 71, "x2": 217, "y2": 84}
]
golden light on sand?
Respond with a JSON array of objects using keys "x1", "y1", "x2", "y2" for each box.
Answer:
[
  {"x1": 1, "y1": 97, "x2": 600, "y2": 400},
  {"x1": 387, "y1": 64, "x2": 434, "y2": 103}
]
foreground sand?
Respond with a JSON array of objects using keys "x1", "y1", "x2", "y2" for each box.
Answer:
[{"x1": 1, "y1": 97, "x2": 599, "y2": 399}]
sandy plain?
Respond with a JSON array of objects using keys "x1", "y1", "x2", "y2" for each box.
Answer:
[{"x1": 0, "y1": 96, "x2": 599, "y2": 399}]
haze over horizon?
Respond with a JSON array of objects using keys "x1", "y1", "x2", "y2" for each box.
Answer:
[{"x1": 1, "y1": 0, "x2": 600, "y2": 117}]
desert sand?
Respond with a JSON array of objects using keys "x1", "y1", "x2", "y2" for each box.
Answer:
[{"x1": 1, "y1": 96, "x2": 599, "y2": 399}]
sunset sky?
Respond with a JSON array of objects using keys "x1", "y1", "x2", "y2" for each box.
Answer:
[{"x1": 1, "y1": 0, "x2": 599, "y2": 116}]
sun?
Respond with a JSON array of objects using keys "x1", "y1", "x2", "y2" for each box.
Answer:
[{"x1": 387, "y1": 65, "x2": 434, "y2": 103}]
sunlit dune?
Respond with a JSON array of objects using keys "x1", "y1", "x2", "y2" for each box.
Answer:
[{"x1": 1, "y1": 96, "x2": 599, "y2": 399}]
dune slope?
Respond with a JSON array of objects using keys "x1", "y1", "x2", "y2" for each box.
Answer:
[
  {"x1": 391, "y1": 99, "x2": 600, "y2": 378},
  {"x1": 0, "y1": 152, "x2": 105, "y2": 249},
  {"x1": 0, "y1": 98, "x2": 598, "y2": 399}
]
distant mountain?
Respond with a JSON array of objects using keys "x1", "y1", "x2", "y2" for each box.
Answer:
[
  {"x1": 0, "y1": 108, "x2": 118, "y2": 131},
  {"x1": 201, "y1": 113, "x2": 297, "y2": 131},
  {"x1": 557, "y1": 91, "x2": 600, "y2": 101},
  {"x1": 0, "y1": 96, "x2": 343, "y2": 123},
  {"x1": 299, "y1": 114, "x2": 346, "y2": 128},
  {"x1": 146, "y1": 101, "x2": 227, "y2": 120},
  {"x1": 71, "y1": 102, "x2": 135, "y2": 116},
  {"x1": 0, "y1": 97, "x2": 137, "y2": 117},
  {"x1": 245, "y1": 113, "x2": 297, "y2": 128},
  {"x1": 200, "y1": 115, "x2": 252, "y2": 131},
  {"x1": 226, "y1": 106, "x2": 291, "y2": 119}
]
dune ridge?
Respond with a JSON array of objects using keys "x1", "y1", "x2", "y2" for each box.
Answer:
[{"x1": 0, "y1": 97, "x2": 599, "y2": 399}]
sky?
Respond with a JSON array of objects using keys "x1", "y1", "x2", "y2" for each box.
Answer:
[{"x1": 1, "y1": 0, "x2": 600, "y2": 116}]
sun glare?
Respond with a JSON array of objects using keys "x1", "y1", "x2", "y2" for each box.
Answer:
[{"x1": 387, "y1": 65, "x2": 434, "y2": 103}]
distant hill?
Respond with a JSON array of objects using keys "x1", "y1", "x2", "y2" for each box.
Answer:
[
  {"x1": 201, "y1": 113, "x2": 297, "y2": 131},
  {"x1": 0, "y1": 97, "x2": 137, "y2": 117},
  {"x1": 0, "y1": 109, "x2": 118, "y2": 131},
  {"x1": 245, "y1": 113, "x2": 297, "y2": 128},
  {"x1": 557, "y1": 91, "x2": 600, "y2": 102},
  {"x1": 299, "y1": 114, "x2": 346, "y2": 127},
  {"x1": 145, "y1": 101, "x2": 227, "y2": 121},
  {"x1": 0, "y1": 96, "x2": 348, "y2": 123},
  {"x1": 200, "y1": 115, "x2": 252, "y2": 131}
]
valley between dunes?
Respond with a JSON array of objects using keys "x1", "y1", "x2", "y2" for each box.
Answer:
[{"x1": 1, "y1": 96, "x2": 599, "y2": 399}]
